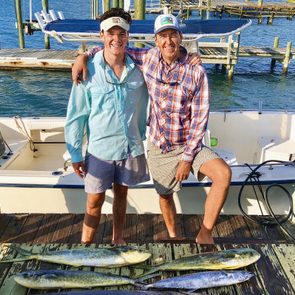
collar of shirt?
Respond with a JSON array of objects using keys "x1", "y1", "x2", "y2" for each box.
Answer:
[{"x1": 90, "y1": 50, "x2": 136, "y2": 74}]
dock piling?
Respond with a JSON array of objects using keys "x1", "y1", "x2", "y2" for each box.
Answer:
[
  {"x1": 42, "y1": 0, "x2": 50, "y2": 49},
  {"x1": 14, "y1": 0, "x2": 25, "y2": 49},
  {"x1": 134, "y1": 0, "x2": 145, "y2": 48},
  {"x1": 103, "y1": 0, "x2": 110, "y2": 13},
  {"x1": 271, "y1": 37, "x2": 279, "y2": 70},
  {"x1": 91, "y1": 0, "x2": 99, "y2": 19},
  {"x1": 283, "y1": 42, "x2": 292, "y2": 75}
]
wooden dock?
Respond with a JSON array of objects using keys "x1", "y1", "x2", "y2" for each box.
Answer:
[
  {"x1": 162, "y1": 0, "x2": 295, "y2": 23},
  {"x1": 0, "y1": 45, "x2": 294, "y2": 78},
  {"x1": 0, "y1": 213, "x2": 294, "y2": 294}
]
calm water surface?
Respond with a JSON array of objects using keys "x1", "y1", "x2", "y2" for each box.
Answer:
[{"x1": 0, "y1": 0, "x2": 294, "y2": 116}]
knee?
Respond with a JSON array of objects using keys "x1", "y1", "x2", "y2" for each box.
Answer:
[
  {"x1": 159, "y1": 194, "x2": 173, "y2": 204},
  {"x1": 87, "y1": 194, "x2": 105, "y2": 210},
  {"x1": 213, "y1": 164, "x2": 232, "y2": 186}
]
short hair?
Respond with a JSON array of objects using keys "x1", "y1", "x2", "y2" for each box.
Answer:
[{"x1": 100, "y1": 8, "x2": 132, "y2": 25}]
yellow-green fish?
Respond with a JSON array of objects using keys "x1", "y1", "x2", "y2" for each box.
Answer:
[
  {"x1": 14, "y1": 269, "x2": 136, "y2": 289},
  {"x1": 1, "y1": 246, "x2": 151, "y2": 268},
  {"x1": 139, "y1": 248, "x2": 260, "y2": 277}
]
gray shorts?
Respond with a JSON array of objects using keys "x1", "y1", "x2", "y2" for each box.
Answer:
[
  {"x1": 147, "y1": 140, "x2": 219, "y2": 195},
  {"x1": 84, "y1": 153, "x2": 150, "y2": 194}
]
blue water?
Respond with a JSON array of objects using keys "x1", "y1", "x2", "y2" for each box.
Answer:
[{"x1": 0, "y1": 0, "x2": 294, "y2": 116}]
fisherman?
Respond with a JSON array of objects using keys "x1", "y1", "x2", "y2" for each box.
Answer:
[
  {"x1": 72, "y1": 14, "x2": 232, "y2": 244},
  {"x1": 65, "y1": 8, "x2": 150, "y2": 245}
]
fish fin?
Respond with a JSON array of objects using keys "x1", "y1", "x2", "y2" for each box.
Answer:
[
  {"x1": 133, "y1": 266, "x2": 161, "y2": 279},
  {"x1": 135, "y1": 272, "x2": 162, "y2": 282},
  {"x1": 129, "y1": 263, "x2": 152, "y2": 270},
  {"x1": 8, "y1": 244, "x2": 33, "y2": 256}
]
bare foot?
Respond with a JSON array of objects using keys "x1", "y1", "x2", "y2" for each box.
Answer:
[
  {"x1": 111, "y1": 239, "x2": 127, "y2": 245},
  {"x1": 196, "y1": 228, "x2": 214, "y2": 244}
]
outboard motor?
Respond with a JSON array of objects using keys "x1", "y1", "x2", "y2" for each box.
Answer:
[{"x1": 0, "y1": 130, "x2": 6, "y2": 157}]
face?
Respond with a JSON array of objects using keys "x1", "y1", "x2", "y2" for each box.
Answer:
[
  {"x1": 155, "y1": 29, "x2": 182, "y2": 64},
  {"x1": 100, "y1": 26, "x2": 128, "y2": 57}
]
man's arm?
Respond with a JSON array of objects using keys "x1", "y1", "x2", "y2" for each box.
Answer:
[
  {"x1": 72, "y1": 47, "x2": 103, "y2": 85},
  {"x1": 175, "y1": 67, "x2": 210, "y2": 181},
  {"x1": 72, "y1": 46, "x2": 149, "y2": 84},
  {"x1": 65, "y1": 83, "x2": 90, "y2": 177}
]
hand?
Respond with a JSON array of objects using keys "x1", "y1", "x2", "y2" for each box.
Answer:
[
  {"x1": 175, "y1": 161, "x2": 191, "y2": 182},
  {"x1": 187, "y1": 52, "x2": 202, "y2": 66},
  {"x1": 72, "y1": 54, "x2": 88, "y2": 85},
  {"x1": 72, "y1": 161, "x2": 86, "y2": 178}
]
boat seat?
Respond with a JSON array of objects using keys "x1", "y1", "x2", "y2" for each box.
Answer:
[
  {"x1": 212, "y1": 147, "x2": 238, "y2": 165},
  {"x1": 258, "y1": 137, "x2": 295, "y2": 162},
  {"x1": 0, "y1": 138, "x2": 29, "y2": 169},
  {"x1": 203, "y1": 129, "x2": 238, "y2": 165}
]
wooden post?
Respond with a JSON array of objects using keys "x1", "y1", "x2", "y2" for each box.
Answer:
[
  {"x1": 206, "y1": 0, "x2": 211, "y2": 19},
  {"x1": 42, "y1": 0, "x2": 50, "y2": 49},
  {"x1": 271, "y1": 37, "x2": 279, "y2": 70},
  {"x1": 14, "y1": 0, "x2": 25, "y2": 49},
  {"x1": 267, "y1": 13, "x2": 274, "y2": 25},
  {"x1": 91, "y1": 0, "x2": 99, "y2": 19},
  {"x1": 113, "y1": 0, "x2": 119, "y2": 8},
  {"x1": 134, "y1": 0, "x2": 145, "y2": 48},
  {"x1": 283, "y1": 41, "x2": 292, "y2": 76},
  {"x1": 134, "y1": 0, "x2": 145, "y2": 20},
  {"x1": 228, "y1": 65, "x2": 234, "y2": 80},
  {"x1": 103, "y1": 0, "x2": 110, "y2": 13},
  {"x1": 258, "y1": 13, "x2": 263, "y2": 24}
]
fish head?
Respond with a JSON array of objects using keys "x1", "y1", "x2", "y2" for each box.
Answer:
[
  {"x1": 235, "y1": 248, "x2": 261, "y2": 266},
  {"x1": 14, "y1": 271, "x2": 43, "y2": 287},
  {"x1": 225, "y1": 270, "x2": 254, "y2": 283},
  {"x1": 117, "y1": 246, "x2": 151, "y2": 264},
  {"x1": 14, "y1": 270, "x2": 60, "y2": 288},
  {"x1": 222, "y1": 248, "x2": 261, "y2": 268}
]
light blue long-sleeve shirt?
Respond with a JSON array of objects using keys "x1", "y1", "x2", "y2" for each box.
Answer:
[{"x1": 65, "y1": 51, "x2": 148, "y2": 163}]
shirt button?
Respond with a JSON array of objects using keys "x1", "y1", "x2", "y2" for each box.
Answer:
[
  {"x1": 161, "y1": 102, "x2": 166, "y2": 108},
  {"x1": 164, "y1": 84, "x2": 169, "y2": 90},
  {"x1": 160, "y1": 118, "x2": 165, "y2": 125}
]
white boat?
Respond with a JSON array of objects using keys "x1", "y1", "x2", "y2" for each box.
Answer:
[{"x1": 0, "y1": 111, "x2": 294, "y2": 222}]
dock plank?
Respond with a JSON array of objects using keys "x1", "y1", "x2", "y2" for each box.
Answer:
[
  {"x1": 272, "y1": 244, "x2": 295, "y2": 293},
  {"x1": 251, "y1": 244, "x2": 294, "y2": 294}
]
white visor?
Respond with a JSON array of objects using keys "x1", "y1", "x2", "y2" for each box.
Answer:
[{"x1": 100, "y1": 17, "x2": 130, "y2": 32}]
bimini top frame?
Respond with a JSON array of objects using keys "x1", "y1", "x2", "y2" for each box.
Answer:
[{"x1": 35, "y1": 10, "x2": 251, "y2": 44}]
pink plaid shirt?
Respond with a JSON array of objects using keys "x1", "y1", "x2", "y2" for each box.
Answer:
[{"x1": 89, "y1": 46, "x2": 210, "y2": 162}]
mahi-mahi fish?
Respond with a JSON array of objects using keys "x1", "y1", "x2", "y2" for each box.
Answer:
[
  {"x1": 144, "y1": 270, "x2": 254, "y2": 290},
  {"x1": 0, "y1": 246, "x2": 151, "y2": 268},
  {"x1": 14, "y1": 269, "x2": 136, "y2": 289},
  {"x1": 138, "y1": 248, "x2": 260, "y2": 277}
]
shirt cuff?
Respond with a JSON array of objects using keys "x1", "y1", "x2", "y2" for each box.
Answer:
[
  {"x1": 181, "y1": 145, "x2": 202, "y2": 162},
  {"x1": 70, "y1": 151, "x2": 83, "y2": 163}
]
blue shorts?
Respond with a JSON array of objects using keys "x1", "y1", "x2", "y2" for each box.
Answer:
[{"x1": 84, "y1": 152, "x2": 150, "y2": 194}]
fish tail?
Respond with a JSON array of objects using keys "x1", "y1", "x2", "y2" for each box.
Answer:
[
  {"x1": 0, "y1": 245, "x2": 34, "y2": 263},
  {"x1": 134, "y1": 281, "x2": 148, "y2": 290}
]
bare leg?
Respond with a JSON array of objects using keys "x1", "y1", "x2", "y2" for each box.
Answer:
[
  {"x1": 112, "y1": 183, "x2": 128, "y2": 245},
  {"x1": 81, "y1": 193, "x2": 105, "y2": 244},
  {"x1": 196, "y1": 158, "x2": 231, "y2": 244},
  {"x1": 159, "y1": 194, "x2": 178, "y2": 238}
]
